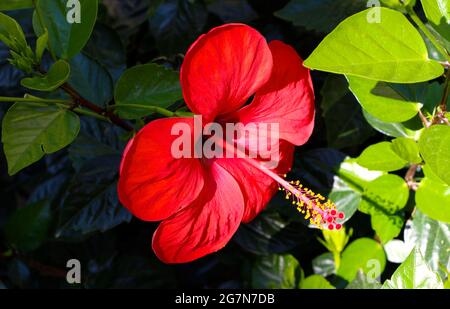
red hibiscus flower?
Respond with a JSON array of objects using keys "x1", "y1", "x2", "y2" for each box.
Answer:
[{"x1": 118, "y1": 24, "x2": 343, "y2": 264}]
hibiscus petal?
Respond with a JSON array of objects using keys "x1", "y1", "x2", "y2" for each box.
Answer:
[
  {"x1": 181, "y1": 24, "x2": 273, "y2": 122},
  {"x1": 227, "y1": 40, "x2": 315, "y2": 146},
  {"x1": 118, "y1": 118, "x2": 204, "y2": 221},
  {"x1": 215, "y1": 141, "x2": 294, "y2": 223},
  {"x1": 152, "y1": 162, "x2": 244, "y2": 263}
]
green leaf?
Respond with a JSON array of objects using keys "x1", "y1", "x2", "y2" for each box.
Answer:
[
  {"x1": 36, "y1": 0, "x2": 98, "y2": 59},
  {"x1": 320, "y1": 75, "x2": 374, "y2": 149},
  {"x1": 251, "y1": 254, "x2": 301, "y2": 289},
  {"x1": 312, "y1": 252, "x2": 335, "y2": 276},
  {"x1": 207, "y1": 0, "x2": 257, "y2": 23},
  {"x1": 234, "y1": 207, "x2": 311, "y2": 255},
  {"x1": 299, "y1": 275, "x2": 335, "y2": 289},
  {"x1": 382, "y1": 248, "x2": 443, "y2": 288},
  {"x1": 421, "y1": 0, "x2": 450, "y2": 41},
  {"x1": 384, "y1": 239, "x2": 413, "y2": 263},
  {"x1": 347, "y1": 76, "x2": 423, "y2": 123},
  {"x1": 381, "y1": 0, "x2": 416, "y2": 11},
  {"x1": 405, "y1": 210, "x2": 450, "y2": 279},
  {"x1": 416, "y1": 177, "x2": 450, "y2": 223},
  {"x1": 304, "y1": 8, "x2": 444, "y2": 83},
  {"x1": 35, "y1": 28, "x2": 48, "y2": 63},
  {"x1": 360, "y1": 174, "x2": 409, "y2": 243},
  {"x1": 0, "y1": 11, "x2": 27, "y2": 48},
  {"x1": 150, "y1": 0, "x2": 208, "y2": 55},
  {"x1": 2, "y1": 102, "x2": 80, "y2": 175},
  {"x1": 56, "y1": 155, "x2": 132, "y2": 239},
  {"x1": 114, "y1": 64, "x2": 182, "y2": 119},
  {"x1": 346, "y1": 270, "x2": 382, "y2": 289},
  {"x1": 363, "y1": 110, "x2": 423, "y2": 138},
  {"x1": 0, "y1": 0, "x2": 33, "y2": 11},
  {"x1": 68, "y1": 53, "x2": 113, "y2": 107},
  {"x1": 419, "y1": 125, "x2": 450, "y2": 186},
  {"x1": 391, "y1": 137, "x2": 422, "y2": 164},
  {"x1": 20, "y1": 60, "x2": 70, "y2": 91},
  {"x1": 337, "y1": 238, "x2": 386, "y2": 282},
  {"x1": 275, "y1": 0, "x2": 367, "y2": 33},
  {"x1": 4, "y1": 200, "x2": 51, "y2": 252},
  {"x1": 357, "y1": 142, "x2": 408, "y2": 171}
]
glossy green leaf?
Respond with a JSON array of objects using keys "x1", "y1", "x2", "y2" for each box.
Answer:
[
  {"x1": 357, "y1": 142, "x2": 407, "y2": 171},
  {"x1": 251, "y1": 254, "x2": 301, "y2": 289},
  {"x1": 416, "y1": 177, "x2": 450, "y2": 223},
  {"x1": 320, "y1": 75, "x2": 374, "y2": 149},
  {"x1": 299, "y1": 275, "x2": 335, "y2": 289},
  {"x1": 275, "y1": 0, "x2": 367, "y2": 33},
  {"x1": 391, "y1": 137, "x2": 422, "y2": 164},
  {"x1": 384, "y1": 239, "x2": 413, "y2": 263},
  {"x1": 337, "y1": 238, "x2": 386, "y2": 282},
  {"x1": 419, "y1": 125, "x2": 450, "y2": 186},
  {"x1": 380, "y1": 0, "x2": 416, "y2": 11},
  {"x1": 4, "y1": 200, "x2": 51, "y2": 252},
  {"x1": 0, "y1": 11, "x2": 27, "y2": 48},
  {"x1": 405, "y1": 210, "x2": 450, "y2": 279},
  {"x1": 346, "y1": 270, "x2": 382, "y2": 289},
  {"x1": 347, "y1": 76, "x2": 423, "y2": 122},
  {"x1": 363, "y1": 110, "x2": 423, "y2": 139},
  {"x1": 114, "y1": 63, "x2": 182, "y2": 119},
  {"x1": 304, "y1": 8, "x2": 444, "y2": 83},
  {"x1": 207, "y1": 0, "x2": 257, "y2": 23},
  {"x1": 35, "y1": 28, "x2": 48, "y2": 62},
  {"x1": 21, "y1": 60, "x2": 70, "y2": 91},
  {"x1": 35, "y1": 0, "x2": 98, "y2": 59},
  {"x1": 56, "y1": 155, "x2": 132, "y2": 238},
  {"x1": 421, "y1": 0, "x2": 450, "y2": 41},
  {"x1": 382, "y1": 248, "x2": 443, "y2": 288},
  {"x1": 69, "y1": 53, "x2": 113, "y2": 107},
  {"x1": 360, "y1": 174, "x2": 409, "y2": 243},
  {"x1": 2, "y1": 102, "x2": 80, "y2": 175},
  {"x1": 0, "y1": 0, "x2": 33, "y2": 11},
  {"x1": 312, "y1": 253, "x2": 335, "y2": 277}
]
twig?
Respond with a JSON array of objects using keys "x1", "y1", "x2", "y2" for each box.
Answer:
[{"x1": 405, "y1": 164, "x2": 419, "y2": 191}]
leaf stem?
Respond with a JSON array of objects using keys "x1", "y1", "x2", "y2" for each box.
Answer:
[
  {"x1": 112, "y1": 104, "x2": 195, "y2": 118},
  {"x1": 0, "y1": 96, "x2": 70, "y2": 104},
  {"x1": 405, "y1": 164, "x2": 419, "y2": 191},
  {"x1": 407, "y1": 7, "x2": 450, "y2": 63}
]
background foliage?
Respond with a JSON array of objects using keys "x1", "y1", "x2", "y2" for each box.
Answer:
[{"x1": 0, "y1": 0, "x2": 449, "y2": 289}]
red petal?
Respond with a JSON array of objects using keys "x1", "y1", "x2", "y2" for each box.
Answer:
[
  {"x1": 152, "y1": 162, "x2": 244, "y2": 263},
  {"x1": 226, "y1": 40, "x2": 315, "y2": 146},
  {"x1": 181, "y1": 24, "x2": 273, "y2": 122},
  {"x1": 118, "y1": 118, "x2": 204, "y2": 221},
  {"x1": 215, "y1": 141, "x2": 294, "y2": 223}
]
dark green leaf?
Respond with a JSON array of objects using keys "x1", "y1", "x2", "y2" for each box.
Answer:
[
  {"x1": 0, "y1": 11, "x2": 27, "y2": 48},
  {"x1": 320, "y1": 75, "x2": 374, "y2": 149},
  {"x1": 207, "y1": 0, "x2": 257, "y2": 23},
  {"x1": 56, "y1": 155, "x2": 131, "y2": 239},
  {"x1": 68, "y1": 53, "x2": 113, "y2": 107},
  {"x1": 114, "y1": 63, "x2": 182, "y2": 119},
  {"x1": 0, "y1": 0, "x2": 33, "y2": 11},
  {"x1": 275, "y1": 0, "x2": 367, "y2": 33},
  {"x1": 35, "y1": 0, "x2": 98, "y2": 59},
  {"x1": 4, "y1": 200, "x2": 51, "y2": 251},
  {"x1": 251, "y1": 254, "x2": 301, "y2": 289},
  {"x1": 2, "y1": 102, "x2": 80, "y2": 175},
  {"x1": 150, "y1": 0, "x2": 208, "y2": 55},
  {"x1": 304, "y1": 8, "x2": 444, "y2": 82},
  {"x1": 21, "y1": 60, "x2": 70, "y2": 91},
  {"x1": 312, "y1": 252, "x2": 335, "y2": 276}
]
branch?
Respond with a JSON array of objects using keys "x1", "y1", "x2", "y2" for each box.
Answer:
[{"x1": 405, "y1": 164, "x2": 419, "y2": 191}]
